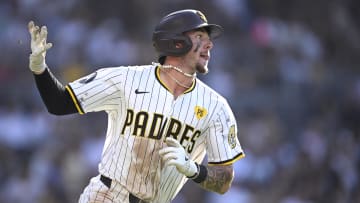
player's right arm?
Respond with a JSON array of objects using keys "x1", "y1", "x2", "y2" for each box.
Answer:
[{"x1": 28, "y1": 21, "x2": 78, "y2": 115}]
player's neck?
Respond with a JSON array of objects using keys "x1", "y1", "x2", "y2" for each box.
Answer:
[
  {"x1": 159, "y1": 67, "x2": 195, "y2": 98},
  {"x1": 163, "y1": 57, "x2": 196, "y2": 76}
]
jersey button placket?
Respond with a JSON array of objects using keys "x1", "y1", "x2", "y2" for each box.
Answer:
[{"x1": 169, "y1": 100, "x2": 177, "y2": 116}]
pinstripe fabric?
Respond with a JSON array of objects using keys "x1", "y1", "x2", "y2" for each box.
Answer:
[
  {"x1": 79, "y1": 175, "x2": 129, "y2": 203},
  {"x1": 68, "y1": 65, "x2": 244, "y2": 202}
]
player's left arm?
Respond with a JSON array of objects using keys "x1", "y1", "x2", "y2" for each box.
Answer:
[
  {"x1": 198, "y1": 164, "x2": 234, "y2": 194},
  {"x1": 198, "y1": 102, "x2": 244, "y2": 194},
  {"x1": 159, "y1": 138, "x2": 239, "y2": 194}
]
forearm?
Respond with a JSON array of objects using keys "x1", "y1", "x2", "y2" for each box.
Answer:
[
  {"x1": 198, "y1": 164, "x2": 234, "y2": 194},
  {"x1": 159, "y1": 138, "x2": 235, "y2": 194}
]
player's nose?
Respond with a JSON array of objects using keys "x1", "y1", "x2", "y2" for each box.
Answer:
[{"x1": 204, "y1": 38, "x2": 213, "y2": 50}]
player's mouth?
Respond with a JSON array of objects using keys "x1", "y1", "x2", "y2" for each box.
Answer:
[{"x1": 200, "y1": 53, "x2": 210, "y2": 61}]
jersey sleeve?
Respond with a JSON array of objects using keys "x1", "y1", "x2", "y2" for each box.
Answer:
[
  {"x1": 205, "y1": 102, "x2": 245, "y2": 166},
  {"x1": 66, "y1": 67, "x2": 125, "y2": 113}
]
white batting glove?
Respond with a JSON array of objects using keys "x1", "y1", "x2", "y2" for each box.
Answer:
[
  {"x1": 159, "y1": 137, "x2": 199, "y2": 178},
  {"x1": 28, "y1": 21, "x2": 52, "y2": 74}
]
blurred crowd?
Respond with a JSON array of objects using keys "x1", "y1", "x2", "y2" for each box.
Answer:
[{"x1": 0, "y1": 0, "x2": 359, "y2": 203}]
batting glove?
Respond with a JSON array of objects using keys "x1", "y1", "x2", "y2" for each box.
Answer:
[
  {"x1": 159, "y1": 137, "x2": 199, "y2": 178},
  {"x1": 28, "y1": 21, "x2": 52, "y2": 74}
]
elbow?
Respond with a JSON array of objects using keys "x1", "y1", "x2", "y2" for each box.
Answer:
[
  {"x1": 217, "y1": 182, "x2": 232, "y2": 194},
  {"x1": 217, "y1": 169, "x2": 235, "y2": 194}
]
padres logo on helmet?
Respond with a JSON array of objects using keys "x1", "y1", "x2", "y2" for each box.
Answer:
[
  {"x1": 152, "y1": 9, "x2": 223, "y2": 64},
  {"x1": 196, "y1": 11, "x2": 207, "y2": 23}
]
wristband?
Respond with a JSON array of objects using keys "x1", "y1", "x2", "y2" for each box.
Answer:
[
  {"x1": 192, "y1": 164, "x2": 207, "y2": 183},
  {"x1": 186, "y1": 162, "x2": 200, "y2": 179}
]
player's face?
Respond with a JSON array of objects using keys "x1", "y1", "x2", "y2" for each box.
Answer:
[{"x1": 184, "y1": 29, "x2": 213, "y2": 74}]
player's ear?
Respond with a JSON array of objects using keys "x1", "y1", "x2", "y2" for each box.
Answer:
[{"x1": 174, "y1": 41, "x2": 184, "y2": 49}]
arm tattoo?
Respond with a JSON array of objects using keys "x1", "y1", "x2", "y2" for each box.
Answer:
[{"x1": 199, "y1": 164, "x2": 234, "y2": 194}]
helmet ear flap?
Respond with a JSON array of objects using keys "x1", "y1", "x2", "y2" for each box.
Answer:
[{"x1": 153, "y1": 31, "x2": 193, "y2": 57}]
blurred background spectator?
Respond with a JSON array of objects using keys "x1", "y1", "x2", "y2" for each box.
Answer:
[{"x1": 0, "y1": 0, "x2": 359, "y2": 202}]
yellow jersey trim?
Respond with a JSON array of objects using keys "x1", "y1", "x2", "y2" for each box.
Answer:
[
  {"x1": 208, "y1": 152, "x2": 245, "y2": 166},
  {"x1": 65, "y1": 85, "x2": 84, "y2": 115},
  {"x1": 155, "y1": 66, "x2": 196, "y2": 94}
]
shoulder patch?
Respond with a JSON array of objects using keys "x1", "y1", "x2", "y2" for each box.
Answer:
[{"x1": 228, "y1": 125, "x2": 237, "y2": 149}]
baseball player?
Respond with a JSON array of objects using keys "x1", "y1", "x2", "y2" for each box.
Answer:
[{"x1": 28, "y1": 9, "x2": 245, "y2": 203}]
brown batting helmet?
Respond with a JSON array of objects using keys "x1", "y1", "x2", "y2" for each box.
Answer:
[{"x1": 152, "y1": 9, "x2": 223, "y2": 64}]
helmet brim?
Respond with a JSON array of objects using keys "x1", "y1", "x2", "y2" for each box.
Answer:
[{"x1": 193, "y1": 23, "x2": 223, "y2": 39}]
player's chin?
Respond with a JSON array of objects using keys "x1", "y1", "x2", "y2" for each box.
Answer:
[{"x1": 196, "y1": 63, "x2": 209, "y2": 74}]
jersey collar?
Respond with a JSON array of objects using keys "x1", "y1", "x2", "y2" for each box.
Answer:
[{"x1": 155, "y1": 66, "x2": 196, "y2": 94}]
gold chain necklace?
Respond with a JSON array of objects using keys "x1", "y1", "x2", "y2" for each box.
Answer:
[
  {"x1": 152, "y1": 62, "x2": 196, "y2": 78},
  {"x1": 162, "y1": 69, "x2": 193, "y2": 89}
]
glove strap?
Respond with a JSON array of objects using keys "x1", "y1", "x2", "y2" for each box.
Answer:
[
  {"x1": 188, "y1": 163, "x2": 208, "y2": 183},
  {"x1": 186, "y1": 162, "x2": 200, "y2": 179}
]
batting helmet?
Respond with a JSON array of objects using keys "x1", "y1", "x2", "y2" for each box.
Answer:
[{"x1": 152, "y1": 9, "x2": 223, "y2": 64}]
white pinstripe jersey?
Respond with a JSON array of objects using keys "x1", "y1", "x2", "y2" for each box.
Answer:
[{"x1": 67, "y1": 64, "x2": 244, "y2": 202}]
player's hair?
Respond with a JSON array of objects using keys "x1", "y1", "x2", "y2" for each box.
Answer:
[{"x1": 152, "y1": 9, "x2": 223, "y2": 64}]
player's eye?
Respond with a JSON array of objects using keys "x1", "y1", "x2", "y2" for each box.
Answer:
[{"x1": 195, "y1": 34, "x2": 202, "y2": 40}]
